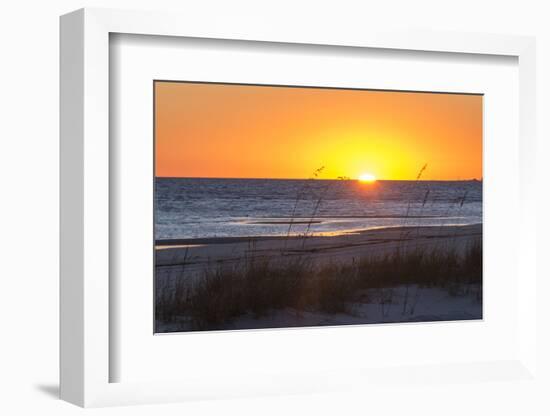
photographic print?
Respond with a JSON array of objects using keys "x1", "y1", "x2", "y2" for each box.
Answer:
[{"x1": 154, "y1": 81, "x2": 482, "y2": 333}]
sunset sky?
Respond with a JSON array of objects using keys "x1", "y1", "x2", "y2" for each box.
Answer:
[{"x1": 155, "y1": 81, "x2": 482, "y2": 180}]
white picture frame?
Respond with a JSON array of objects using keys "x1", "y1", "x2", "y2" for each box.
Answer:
[{"x1": 60, "y1": 7, "x2": 538, "y2": 408}]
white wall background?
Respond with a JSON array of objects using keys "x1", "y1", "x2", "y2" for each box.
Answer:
[{"x1": 0, "y1": 1, "x2": 548, "y2": 415}]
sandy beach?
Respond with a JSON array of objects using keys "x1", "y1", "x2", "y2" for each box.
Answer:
[
  {"x1": 155, "y1": 224, "x2": 482, "y2": 332},
  {"x1": 156, "y1": 224, "x2": 482, "y2": 280}
]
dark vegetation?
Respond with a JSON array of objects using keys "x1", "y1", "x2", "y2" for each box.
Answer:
[{"x1": 155, "y1": 239, "x2": 482, "y2": 331}]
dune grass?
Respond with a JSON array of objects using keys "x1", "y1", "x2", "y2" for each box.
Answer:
[{"x1": 155, "y1": 238, "x2": 482, "y2": 331}]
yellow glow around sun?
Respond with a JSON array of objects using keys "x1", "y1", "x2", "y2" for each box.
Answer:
[{"x1": 358, "y1": 173, "x2": 377, "y2": 182}]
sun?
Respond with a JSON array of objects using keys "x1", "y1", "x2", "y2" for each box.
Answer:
[{"x1": 358, "y1": 173, "x2": 376, "y2": 183}]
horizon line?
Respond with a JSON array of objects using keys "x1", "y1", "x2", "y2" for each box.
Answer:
[{"x1": 155, "y1": 176, "x2": 482, "y2": 182}]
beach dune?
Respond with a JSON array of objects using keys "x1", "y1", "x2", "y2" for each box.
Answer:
[{"x1": 155, "y1": 224, "x2": 482, "y2": 332}]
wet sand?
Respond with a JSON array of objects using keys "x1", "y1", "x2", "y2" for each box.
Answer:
[{"x1": 156, "y1": 224, "x2": 482, "y2": 280}]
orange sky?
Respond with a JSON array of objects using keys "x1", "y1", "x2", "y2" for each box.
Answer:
[{"x1": 155, "y1": 81, "x2": 482, "y2": 180}]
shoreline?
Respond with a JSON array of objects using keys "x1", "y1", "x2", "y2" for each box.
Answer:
[
  {"x1": 155, "y1": 224, "x2": 482, "y2": 277},
  {"x1": 155, "y1": 222, "x2": 482, "y2": 247}
]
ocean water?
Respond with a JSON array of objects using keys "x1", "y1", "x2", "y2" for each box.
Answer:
[{"x1": 155, "y1": 178, "x2": 482, "y2": 240}]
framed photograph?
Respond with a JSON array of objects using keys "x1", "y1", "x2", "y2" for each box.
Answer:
[
  {"x1": 60, "y1": 8, "x2": 538, "y2": 408},
  {"x1": 153, "y1": 81, "x2": 483, "y2": 334}
]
